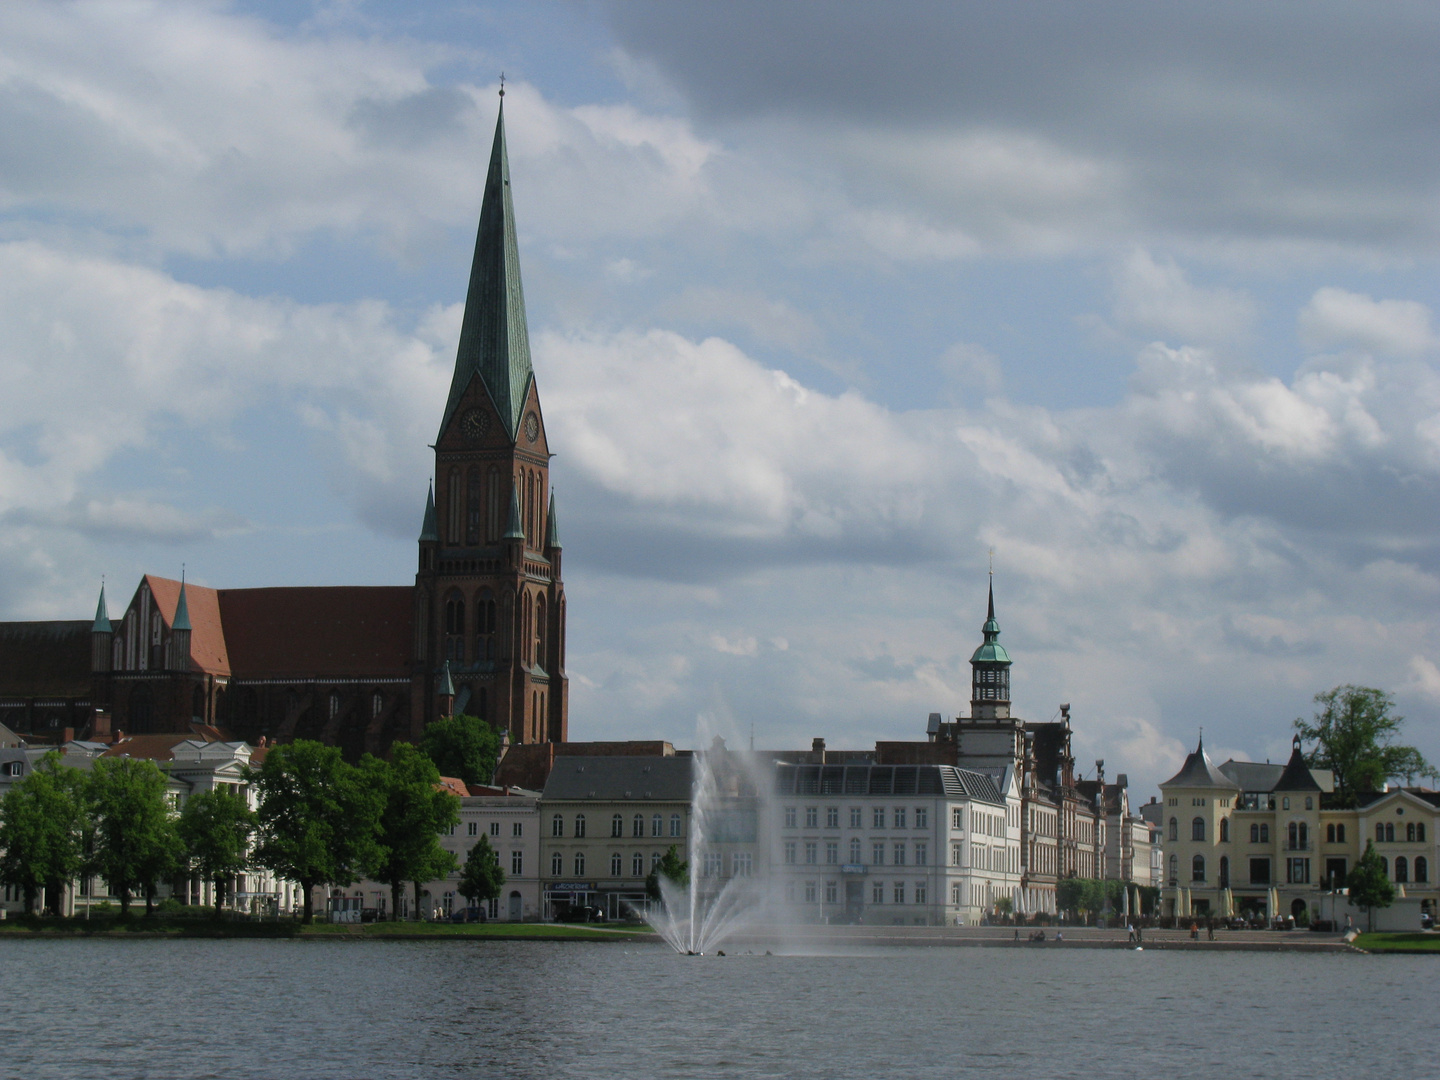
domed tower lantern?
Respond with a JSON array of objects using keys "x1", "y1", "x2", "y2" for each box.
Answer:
[{"x1": 970, "y1": 577, "x2": 1012, "y2": 719}]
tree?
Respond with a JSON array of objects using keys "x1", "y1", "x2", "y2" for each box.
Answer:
[
  {"x1": 365, "y1": 744, "x2": 459, "y2": 921},
  {"x1": 0, "y1": 753, "x2": 87, "y2": 915},
  {"x1": 417, "y1": 715, "x2": 502, "y2": 787},
  {"x1": 1346, "y1": 840, "x2": 1395, "y2": 932},
  {"x1": 248, "y1": 740, "x2": 383, "y2": 923},
  {"x1": 1296, "y1": 685, "x2": 1435, "y2": 807},
  {"x1": 645, "y1": 844, "x2": 689, "y2": 901},
  {"x1": 177, "y1": 787, "x2": 255, "y2": 912},
  {"x1": 457, "y1": 834, "x2": 506, "y2": 915},
  {"x1": 88, "y1": 757, "x2": 183, "y2": 915}
]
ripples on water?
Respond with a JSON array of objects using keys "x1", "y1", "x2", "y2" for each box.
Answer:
[{"x1": 0, "y1": 939, "x2": 1427, "y2": 1079}]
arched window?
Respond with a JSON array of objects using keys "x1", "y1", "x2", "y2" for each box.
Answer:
[
  {"x1": 193, "y1": 684, "x2": 207, "y2": 721},
  {"x1": 466, "y1": 467, "x2": 482, "y2": 546},
  {"x1": 521, "y1": 593, "x2": 532, "y2": 665},
  {"x1": 1168, "y1": 854, "x2": 1177, "y2": 885},
  {"x1": 1219, "y1": 856, "x2": 1229, "y2": 888},
  {"x1": 372, "y1": 691, "x2": 383, "y2": 718},
  {"x1": 487, "y1": 466, "x2": 500, "y2": 541},
  {"x1": 1192, "y1": 817, "x2": 1205, "y2": 841},
  {"x1": 631, "y1": 852, "x2": 643, "y2": 876},
  {"x1": 534, "y1": 595, "x2": 546, "y2": 670},
  {"x1": 1380, "y1": 857, "x2": 1389, "y2": 877},
  {"x1": 573, "y1": 852, "x2": 585, "y2": 876},
  {"x1": 475, "y1": 589, "x2": 497, "y2": 661},
  {"x1": 651, "y1": 814, "x2": 662, "y2": 838},
  {"x1": 1416, "y1": 856, "x2": 1429, "y2": 883},
  {"x1": 551, "y1": 851, "x2": 562, "y2": 875},
  {"x1": 574, "y1": 814, "x2": 586, "y2": 839},
  {"x1": 1407, "y1": 823, "x2": 1416, "y2": 842},
  {"x1": 1377, "y1": 823, "x2": 1385, "y2": 843},
  {"x1": 1260, "y1": 823, "x2": 1270, "y2": 843},
  {"x1": 1419, "y1": 824, "x2": 1427, "y2": 842},
  {"x1": 1326, "y1": 823, "x2": 1336, "y2": 843},
  {"x1": 670, "y1": 813, "x2": 682, "y2": 837},
  {"x1": 476, "y1": 687, "x2": 487, "y2": 722},
  {"x1": 1288, "y1": 822, "x2": 1299, "y2": 849},
  {"x1": 610, "y1": 853, "x2": 622, "y2": 876},
  {"x1": 633, "y1": 814, "x2": 644, "y2": 838},
  {"x1": 1220, "y1": 818, "x2": 1229, "y2": 842},
  {"x1": 551, "y1": 814, "x2": 564, "y2": 838},
  {"x1": 1385, "y1": 822, "x2": 1395, "y2": 842},
  {"x1": 1250, "y1": 823, "x2": 1260, "y2": 843},
  {"x1": 1169, "y1": 818, "x2": 1178, "y2": 842},
  {"x1": 1191, "y1": 854, "x2": 1205, "y2": 881},
  {"x1": 611, "y1": 814, "x2": 623, "y2": 838},
  {"x1": 1336, "y1": 823, "x2": 1346, "y2": 842},
  {"x1": 447, "y1": 468, "x2": 462, "y2": 544},
  {"x1": 328, "y1": 692, "x2": 340, "y2": 720},
  {"x1": 1395, "y1": 856, "x2": 1409, "y2": 883},
  {"x1": 444, "y1": 592, "x2": 466, "y2": 662}
]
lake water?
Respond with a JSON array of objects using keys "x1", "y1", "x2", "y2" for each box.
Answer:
[{"x1": 0, "y1": 939, "x2": 1428, "y2": 1079}]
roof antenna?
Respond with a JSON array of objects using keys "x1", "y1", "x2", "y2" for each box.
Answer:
[{"x1": 499, "y1": 71, "x2": 505, "y2": 98}]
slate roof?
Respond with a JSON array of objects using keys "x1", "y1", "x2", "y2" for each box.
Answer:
[
  {"x1": 541, "y1": 756, "x2": 693, "y2": 801},
  {"x1": 441, "y1": 100, "x2": 534, "y2": 442},
  {"x1": 1273, "y1": 738, "x2": 1322, "y2": 792},
  {"x1": 1161, "y1": 736, "x2": 1240, "y2": 789},
  {"x1": 0, "y1": 621, "x2": 91, "y2": 697},
  {"x1": 1219, "y1": 759, "x2": 1284, "y2": 792},
  {"x1": 774, "y1": 762, "x2": 1005, "y2": 805}
]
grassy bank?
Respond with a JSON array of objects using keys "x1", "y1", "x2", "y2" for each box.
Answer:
[
  {"x1": 0, "y1": 915, "x2": 650, "y2": 942},
  {"x1": 1352, "y1": 932, "x2": 1440, "y2": 953}
]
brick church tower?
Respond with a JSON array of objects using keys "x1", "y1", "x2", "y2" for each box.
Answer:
[{"x1": 411, "y1": 94, "x2": 568, "y2": 745}]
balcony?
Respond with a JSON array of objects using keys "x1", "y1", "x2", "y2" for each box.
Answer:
[{"x1": 1283, "y1": 843, "x2": 1312, "y2": 852}]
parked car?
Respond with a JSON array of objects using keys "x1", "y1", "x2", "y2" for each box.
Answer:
[
  {"x1": 555, "y1": 904, "x2": 606, "y2": 924},
  {"x1": 448, "y1": 906, "x2": 487, "y2": 923}
]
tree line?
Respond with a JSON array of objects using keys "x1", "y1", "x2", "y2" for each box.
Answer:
[{"x1": 0, "y1": 715, "x2": 505, "y2": 923}]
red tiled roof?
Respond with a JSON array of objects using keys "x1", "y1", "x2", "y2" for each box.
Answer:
[
  {"x1": 437, "y1": 776, "x2": 468, "y2": 798},
  {"x1": 145, "y1": 576, "x2": 230, "y2": 676},
  {"x1": 217, "y1": 587, "x2": 412, "y2": 678}
]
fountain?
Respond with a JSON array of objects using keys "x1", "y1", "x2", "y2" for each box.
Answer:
[{"x1": 640, "y1": 734, "x2": 762, "y2": 954}]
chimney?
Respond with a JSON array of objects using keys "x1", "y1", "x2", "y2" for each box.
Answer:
[
  {"x1": 812, "y1": 737, "x2": 826, "y2": 762},
  {"x1": 1059, "y1": 703, "x2": 1071, "y2": 725}
]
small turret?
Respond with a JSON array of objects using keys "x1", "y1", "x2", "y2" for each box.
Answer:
[
  {"x1": 170, "y1": 578, "x2": 192, "y2": 672},
  {"x1": 969, "y1": 578, "x2": 1012, "y2": 719},
  {"x1": 545, "y1": 489, "x2": 562, "y2": 577},
  {"x1": 91, "y1": 583, "x2": 113, "y2": 673},
  {"x1": 418, "y1": 482, "x2": 438, "y2": 572},
  {"x1": 438, "y1": 660, "x2": 456, "y2": 720}
]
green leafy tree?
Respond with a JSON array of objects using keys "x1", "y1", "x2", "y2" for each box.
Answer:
[
  {"x1": 177, "y1": 787, "x2": 255, "y2": 912},
  {"x1": 645, "y1": 844, "x2": 689, "y2": 901},
  {"x1": 248, "y1": 740, "x2": 383, "y2": 923},
  {"x1": 0, "y1": 753, "x2": 87, "y2": 915},
  {"x1": 1346, "y1": 840, "x2": 1395, "y2": 932},
  {"x1": 457, "y1": 834, "x2": 506, "y2": 915},
  {"x1": 1296, "y1": 686, "x2": 1435, "y2": 807},
  {"x1": 417, "y1": 715, "x2": 502, "y2": 787},
  {"x1": 365, "y1": 744, "x2": 459, "y2": 921},
  {"x1": 88, "y1": 757, "x2": 183, "y2": 915}
]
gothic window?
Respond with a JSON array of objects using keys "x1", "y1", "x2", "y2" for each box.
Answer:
[
  {"x1": 534, "y1": 595, "x2": 547, "y2": 670},
  {"x1": 113, "y1": 637, "x2": 123, "y2": 669},
  {"x1": 487, "y1": 466, "x2": 500, "y2": 541},
  {"x1": 447, "y1": 468, "x2": 462, "y2": 544},
  {"x1": 521, "y1": 593, "x2": 532, "y2": 665},
  {"x1": 328, "y1": 693, "x2": 340, "y2": 720},
  {"x1": 372, "y1": 692, "x2": 383, "y2": 718},
  {"x1": 192, "y1": 685, "x2": 206, "y2": 721},
  {"x1": 466, "y1": 468, "x2": 482, "y2": 546},
  {"x1": 1191, "y1": 854, "x2": 1205, "y2": 881},
  {"x1": 475, "y1": 686, "x2": 487, "y2": 722},
  {"x1": 1395, "y1": 856, "x2": 1409, "y2": 883},
  {"x1": 558, "y1": 598, "x2": 566, "y2": 668},
  {"x1": 444, "y1": 592, "x2": 466, "y2": 662},
  {"x1": 1191, "y1": 817, "x2": 1204, "y2": 841},
  {"x1": 475, "y1": 589, "x2": 497, "y2": 660}
]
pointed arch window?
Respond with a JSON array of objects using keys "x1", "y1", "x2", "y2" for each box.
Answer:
[
  {"x1": 475, "y1": 589, "x2": 497, "y2": 661},
  {"x1": 534, "y1": 595, "x2": 547, "y2": 670},
  {"x1": 487, "y1": 466, "x2": 500, "y2": 541},
  {"x1": 466, "y1": 467, "x2": 482, "y2": 546},
  {"x1": 444, "y1": 591, "x2": 466, "y2": 662},
  {"x1": 447, "y1": 468, "x2": 462, "y2": 545}
]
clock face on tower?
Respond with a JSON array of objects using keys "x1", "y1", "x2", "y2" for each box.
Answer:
[
  {"x1": 524, "y1": 411, "x2": 540, "y2": 442},
  {"x1": 461, "y1": 409, "x2": 490, "y2": 441}
]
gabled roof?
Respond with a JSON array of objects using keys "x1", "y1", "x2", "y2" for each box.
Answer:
[
  {"x1": 441, "y1": 99, "x2": 534, "y2": 442},
  {"x1": 102, "y1": 732, "x2": 219, "y2": 762},
  {"x1": 143, "y1": 576, "x2": 229, "y2": 675},
  {"x1": 541, "y1": 756, "x2": 692, "y2": 801},
  {"x1": 1161, "y1": 736, "x2": 1240, "y2": 790}
]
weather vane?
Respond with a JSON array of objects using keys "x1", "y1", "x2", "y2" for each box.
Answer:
[{"x1": 499, "y1": 72, "x2": 505, "y2": 97}]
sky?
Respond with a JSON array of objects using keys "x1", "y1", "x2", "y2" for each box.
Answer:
[{"x1": 2, "y1": 0, "x2": 1438, "y2": 797}]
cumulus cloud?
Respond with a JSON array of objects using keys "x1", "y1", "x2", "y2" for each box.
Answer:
[
  {"x1": 1110, "y1": 250, "x2": 1256, "y2": 347},
  {"x1": 1298, "y1": 287, "x2": 1437, "y2": 357}
]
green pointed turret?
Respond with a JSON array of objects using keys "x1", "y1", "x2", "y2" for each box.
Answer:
[
  {"x1": 546, "y1": 489, "x2": 561, "y2": 549},
  {"x1": 173, "y1": 580, "x2": 192, "y2": 632},
  {"x1": 419, "y1": 482, "x2": 438, "y2": 542},
  {"x1": 439, "y1": 659, "x2": 455, "y2": 697},
  {"x1": 440, "y1": 99, "x2": 534, "y2": 442},
  {"x1": 92, "y1": 585, "x2": 112, "y2": 634},
  {"x1": 503, "y1": 487, "x2": 526, "y2": 540},
  {"x1": 970, "y1": 579, "x2": 1010, "y2": 664}
]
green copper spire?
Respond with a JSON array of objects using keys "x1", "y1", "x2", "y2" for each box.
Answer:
[
  {"x1": 439, "y1": 659, "x2": 455, "y2": 697},
  {"x1": 970, "y1": 578, "x2": 1010, "y2": 664},
  {"x1": 92, "y1": 584, "x2": 112, "y2": 634},
  {"x1": 503, "y1": 487, "x2": 526, "y2": 540},
  {"x1": 545, "y1": 489, "x2": 561, "y2": 549},
  {"x1": 173, "y1": 579, "x2": 192, "y2": 632},
  {"x1": 419, "y1": 482, "x2": 438, "y2": 542},
  {"x1": 440, "y1": 97, "x2": 534, "y2": 442}
]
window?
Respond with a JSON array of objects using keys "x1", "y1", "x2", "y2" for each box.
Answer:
[
  {"x1": 1169, "y1": 817, "x2": 1178, "y2": 842},
  {"x1": 551, "y1": 852, "x2": 562, "y2": 875},
  {"x1": 1419, "y1": 824, "x2": 1427, "y2": 842},
  {"x1": 914, "y1": 883, "x2": 927, "y2": 905},
  {"x1": 489, "y1": 822, "x2": 500, "y2": 837},
  {"x1": 826, "y1": 841, "x2": 839, "y2": 865},
  {"x1": 670, "y1": 814, "x2": 682, "y2": 837},
  {"x1": 952, "y1": 843, "x2": 963, "y2": 867},
  {"x1": 574, "y1": 814, "x2": 586, "y2": 839},
  {"x1": 1326, "y1": 823, "x2": 1336, "y2": 843},
  {"x1": 1377, "y1": 823, "x2": 1385, "y2": 843},
  {"x1": 893, "y1": 842, "x2": 906, "y2": 867},
  {"x1": 1395, "y1": 857, "x2": 1409, "y2": 883},
  {"x1": 633, "y1": 814, "x2": 644, "y2": 838},
  {"x1": 1282, "y1": 797, "x2": 1290, "y2": 810},
  {"x1": 632, "y1": 852, "x2": 644, "y2": 876},
  {"x1": 1336, "y1": 823, "x2": 1345, "y2": 843},
  {"x1": 825, "y1": 881, "x2": 838, "y2": 904},
  {"x1": 805, "y1": 806, "x2": 818, "y2": 828},
  {"x1": 1287, "y1": 857, "x2": 1310, "y2": 884},
  {"x1": 850, "y1": 807, "x2": 862, "y2": 828},
  {"x1": 1416, "y1": 856, "x2": 1429, "y2": 883},
  {"x1": 893, "y1": 881, "x2": 906, "y2": 904},
  {"x1": 1407, "y1": 823, "x2": 1416, "y2": 842},
  {"x1": 1260, "y1": 823, "x2": 1270, "y2": 843},
  {"x1": 468, "y1": 822, "x2": 478, "y2": 837},
  {"x1": 872, "y1": 842, "x2": 885, "y2": 866},
  {"x1": 703, "y1": 853, "x2": 723, "y2": 878},
  {"x1": 805, "y1": 841, "x2": 818, "y2": 865},
  {"x1": 552, "y1": 814, "x2": 564, "y2": 838},
  {"x1": 573, "y1": 852, "x2": 585, "y2": 876},
  {"x1": 511, "y1": 850, "x2": 523, "y2": 875},
  {"x1": 872, "y1": 881, "x2": 884, "y2": 904},
  {"x1": 915, "y1": 807, "x2": 928, "y2": 829},
  {"x1": 953, "y1": 808, "x2": 964, "y2": 830},
  {"x1": 849, "y1": 838, "x2": 862, "y2": 863},
  {"x1": 1219, "y1": 856, "x2": 1229, "y2": 888},
  {"x1": 1192, "y1": 817, "x2": 1205, "y2": 841},
  {"x1": 1305, "y1": 797, "x2": 1313, "y2": 810},
  {"x1": 652, "y1": 814, "x2": 663, "y2": 838},
  {"x1": 1168, "y1": 854, "x2": 1178, "y2": 885},
  {"x1": 1219, "y1": 818, "x2": 1229, "y2": 842},
  {"x1": 612, "y1": 814, "x2": 623, "y2": 838},
  {"x1": 894, "y1": 808, "x2": 908, "y2": 829},
  {"x1": 513, "y1": 822, "x2": 522, "y2": 838},
  {"x1": 610, "y1": 852, "x2": 622, "y2": 876},
  {"x1": 784, "y1": 841, "x2": 797, "y2": 865},
  {"x1": 826, "y1": 806, "x2": 840, "y2": 828},
  {"x1": 1192, "y1": 854, "x2": 1205, "y2": 881},
  {"x1": 873, "y1": 807, "x2": 885, "y2": 829},
  {"x1": 915, "y1": 842, "x2": 928, "y2": 867},
  {"x1": 784, "y1": 807, "x2": 797, "y2": 828},
  {"x1": 733, "y1": 853, "x2": 753, "y2": 877},
  {"x1": 952, "y1": 884, "x2": 963, "y2": 907}
]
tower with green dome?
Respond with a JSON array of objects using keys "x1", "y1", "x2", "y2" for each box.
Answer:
[{"x1": 970, "y1": 577, "x2": 1012, "y2": 719}]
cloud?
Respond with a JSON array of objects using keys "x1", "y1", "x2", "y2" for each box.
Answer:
[
  {"x1": 1110, "y1": 250, "x2": 1256, "y2": 347},
  {"x1": 1298, "y1": 287, "x2": 1437, "y2": 357}
]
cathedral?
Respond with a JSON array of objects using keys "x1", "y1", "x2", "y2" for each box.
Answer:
[{"x1": 0, "y1": 98, "x2": 568, "y2": 757}]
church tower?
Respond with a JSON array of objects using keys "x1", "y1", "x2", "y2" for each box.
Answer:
[
  {"x1": 969, "y1": 577, "x2": 1011, "y2": 720},
  {"x1": 412, "y1": 92, "x2": 568, "y2": 746}
]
